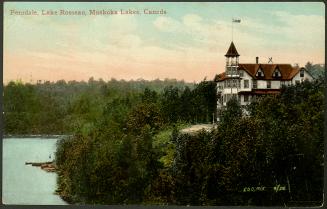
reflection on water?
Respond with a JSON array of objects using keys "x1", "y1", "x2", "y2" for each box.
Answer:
[{"x1": 3, "y1": 138, "x2": 67, "y2": 205}]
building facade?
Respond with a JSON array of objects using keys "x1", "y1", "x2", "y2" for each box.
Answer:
[{"x1": 214, "y1": 42, "x2": 313, "y2": 121}]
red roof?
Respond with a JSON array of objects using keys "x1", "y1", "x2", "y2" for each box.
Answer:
[
  {"x1": 239, "y1": 64, "x2": 300, "y2": 80},
  {"x1": 215, "y1": 64, "x2": 302, "y2": 81},
  {"x1": 214, "y1": 72, "x2": 226, "y2": 81}
]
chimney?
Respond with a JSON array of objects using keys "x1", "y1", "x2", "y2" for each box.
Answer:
[{"x1": 256, "y1": 57, "x2": 259, "y2": 64}]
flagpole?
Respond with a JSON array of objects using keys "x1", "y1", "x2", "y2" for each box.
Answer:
[{"x1": 232, "y1": 18, "x2": 234, "y2": 41}]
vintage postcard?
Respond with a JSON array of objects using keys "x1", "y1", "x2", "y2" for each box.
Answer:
[{"x1": 3, "y1": 1, "x2": 325, "y2": 206}]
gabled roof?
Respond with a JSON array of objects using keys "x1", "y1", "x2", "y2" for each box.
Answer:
[
  {"x1": 225, "y1": 42, "x2": 240, "y2": 57},
  {"x1": 214, "y1": 64, "x2": 305, "y2": 82},
  {"x1": 238, "y1": 64, "x2": 301, "y2": 80}
]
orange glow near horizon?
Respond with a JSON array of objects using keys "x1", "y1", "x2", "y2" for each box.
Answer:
[{"x1": 4, "y1": 2, "x2": 324, "y2": 84}]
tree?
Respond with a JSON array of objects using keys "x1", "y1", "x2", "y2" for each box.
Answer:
[
  {"x1": 191, "y1": 80, "x2": 217, "y2": 123},
  {"x1": 180, "y1": 86, "x2": 193, "y2": 122},
  {"x1": 160, "y1": 86, "x2": 181, "y2": 123},
  {"x1": 220, "y1": 97, "x2": 242, "y2": 126},
  {"x1": 172, "y1": 131, "x2": 212, "y2": 205}
]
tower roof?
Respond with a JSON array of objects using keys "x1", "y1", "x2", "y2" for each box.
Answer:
[{"x1": 225, "y1": 41, "x2": 240, "y2": 57}]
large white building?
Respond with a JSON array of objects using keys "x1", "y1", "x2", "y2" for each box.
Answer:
[{"x1": 214, "y1": 42, "x2": 313, "y2": 120}]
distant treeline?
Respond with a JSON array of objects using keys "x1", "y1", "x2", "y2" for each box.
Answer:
[
  {"x1": 3, "y1": 77, "x2": 216, "y2": 135},
  {"x1": 305, "y1": 62, "x2": 325, "y2": 79}
]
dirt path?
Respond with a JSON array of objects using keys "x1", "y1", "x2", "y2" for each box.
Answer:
[{"x1": 180, "y1": 124, "x2": 216, "y2": 134}]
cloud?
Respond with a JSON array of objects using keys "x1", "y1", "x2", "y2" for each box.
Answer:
[
  {"x1": 153, "y1": 16, "x2": 181, "y2": 32},
  {"x1": 273, "y1": 11, "x2": 324, "y2": 43},
  {"x1": 182, "y1": 14, "x2": 202, "y2": 28}
]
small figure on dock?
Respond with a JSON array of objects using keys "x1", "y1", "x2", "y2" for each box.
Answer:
[{"x1": 49, "y1": 154, "x2": 52, "y2": 159}]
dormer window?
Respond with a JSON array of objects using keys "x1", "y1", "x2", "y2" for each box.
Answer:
[
  {"x1": 256, "y1": 67, "x2": 264, "y2": 77},
  {"x1": 273, "y1": 67, "x2": 282, "y2": 78}
]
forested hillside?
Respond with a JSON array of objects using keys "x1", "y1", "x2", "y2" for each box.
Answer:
[
  {"x1": 3, "y1": 78, "x2": 215, "y2": 135},
  {"x1": 53, "y1": 77, "x2": 323, "y2": 206}
]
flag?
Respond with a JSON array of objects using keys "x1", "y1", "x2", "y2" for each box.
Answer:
[{"x1": 232, "y1": 19, "x2": 241, "y2": 23}]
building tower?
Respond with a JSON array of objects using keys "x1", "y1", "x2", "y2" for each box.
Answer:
[{"x1": 216, "y1": 42, "x2": 240, "y2": 121}]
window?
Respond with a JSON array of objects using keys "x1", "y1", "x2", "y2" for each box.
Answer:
[
  {"x1": 239, "y1": 70, "x2": 244, "y2": 77},
  {"x1": 227, "y1": 80, "x2": 231, "y2": 87},
  {"x1": 300, "y1": 69, "x2": 304, "y2": 77},
  {"x1": 256, "y1": 68, "x2": 264, "y2": 77},
  {"x1": 295, "y1": 80, "x2": 300, "y2": 85},
  {"x1": 267, "y1": 81, "x2": 271, "y2": 89},
  {"x1": 226, "y1": 59, "x2": 230, "y2": 66},
  {"x1": 253, "y1": 80, "x2": 257, "y2": 89},
  {"x1": 232, "y1": 80, "x2": 237, "y2": 87},
  {"x1": 273, "y1": 68, "x2": 281, "y2": 78},
  {"x1": 244, "y1": 95, "x2": 249, "y2": 102},
  {"x1": 244, "y1": 80, "x2": 249, "y2": 88},
  {"x1": 274, "y1": 71, "x2": 280, "y2": 77}
]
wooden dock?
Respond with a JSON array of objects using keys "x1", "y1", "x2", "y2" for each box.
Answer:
[{"x1": 25, "y1": 161, "x2": 57, "y2": 172}]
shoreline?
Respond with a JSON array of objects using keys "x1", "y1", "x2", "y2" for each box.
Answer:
[{"x1": 3, "y1": 134, "x2": 72, "y2": 139}]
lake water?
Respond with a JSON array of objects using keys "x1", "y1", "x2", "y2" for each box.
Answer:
[{"x1": 2, "y1": 138, "x2": 68, "y2": 205}]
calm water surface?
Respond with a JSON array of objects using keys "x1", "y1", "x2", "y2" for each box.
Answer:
[{"x1": 3, "y1": 138, "x2": 67, "y2": 205}]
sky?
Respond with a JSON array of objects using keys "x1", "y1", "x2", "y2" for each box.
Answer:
[{"x1": 3, "y1": 2, "x2": 325, "y2": 83}]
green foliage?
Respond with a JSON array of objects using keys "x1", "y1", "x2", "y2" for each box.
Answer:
[
  {"x1": 305, "y1": 62, "x2": 325, "y2": 79},
  {"x1": 5, "y1": 75, "x2": 323, "y2": 206},
  {"x1": 160, "y1": 86, "x2": 182, "y2": 123},
  {"x1": 51, "y1": 78, "x2": 218, "y2": 204},
  {"x1": 127, "y1": 103, "x2": 164, "y2": 135},
  {"x1": 220, "y1": 97, "x2": 242, "y2": 125},
  {"x1": 153, "y1": 123, "x2": 189, "y2": 168},
  {"x1": 191, "y1": 80, "x2": 217, "y2": 123},
  {"x1": 159, "y1": 81, "x2": 217, "y2": 124},
  {"x1": 172, "y1": 131, "x2": 212, "y2": 205},
  {"x1": 3, "y1": 78, "x2": 195, "y2": 135}
]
